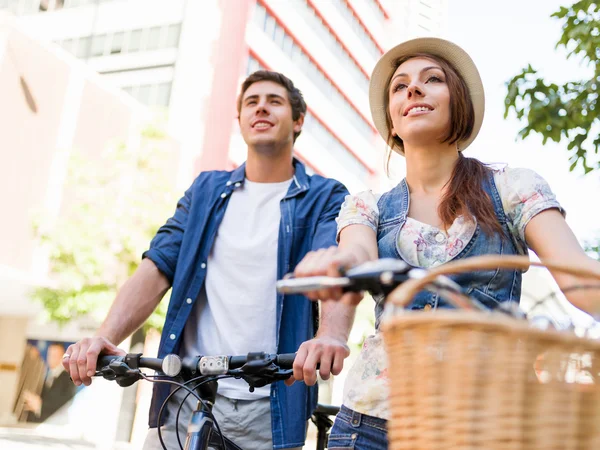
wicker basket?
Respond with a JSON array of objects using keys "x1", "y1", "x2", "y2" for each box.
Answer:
[{"x1": 381, "y1": 255, "x2": 600, "y2": 450}]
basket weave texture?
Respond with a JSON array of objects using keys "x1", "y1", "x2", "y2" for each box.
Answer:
[
  {"x1": 382, "y1": 254, "x2": 600, "y2": 450},
  {"x1": 382, "y1": 311, "x2": 600, "y2": 449}
]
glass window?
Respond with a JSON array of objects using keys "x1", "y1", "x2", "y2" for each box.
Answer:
[
  {"x1": 138, "y1": 28, "x2": 149, "y2": 52},
  {"x1": 303, "y1": 113, "x2": 369, "y2": 181},
  {"x1": 165, "y1": 24, "x2": 181, "y2": 48},
  {"x1": 247, "y1": 56, "x2": 263, "y2": 76},
  {"x1": 273, "y1": 23, "x2": 284, "y2": 48},
  {"x1": 253, "y1": 3, "x2": 266, "y2": 29},
  {"x1": 137, "y1": 85, "x2": 152, "y2": 105},
  {"x1": 127, "y1": 29, "x2": 142, "y2": 52},
  {"x1": 264, "y1": 16, "x2": 276, "y2": 39},
  {"x1": 257, "y1": 7, "x2": 374, "y2": 140},
  {"x1": 146, "y1": 26, "x2": 161, "y2": 51},
  {"x1": 330, "y1": 0, "x2": 381, "y2": 60},
  {"x1": 365, "y1": 0, "x2": 386, "y2": 22},
  {"x1": 21, "y1": 0, "x2": 40, "y2": 13},
  {"x1": 292, "y1": 0, "x2": 368, "y2": 92},
  {"x1": 61, "y1": 38, "x2": 75, "y2": 54},
  {"x1": 156, "y1": 82, "x2": 172, "y2": 107},
  {"x1": 75, "y1": 36, "x2": 90, "y2": 58},
  {"x1": 90, "y1": 34, "x2": 106, "y2": 57},
  {"x1": 290, "y1": 43, "x2": 301, "y2": 62},
  {"x1": 110, "y1": 31, "x2": 124, "y2": 54},
  {"x1": 282, "y1": 34, "x2": 293, "y2": 56}
]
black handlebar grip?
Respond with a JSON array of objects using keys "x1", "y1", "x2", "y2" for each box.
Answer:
[
  {"x1": 276, "y1": 353, "x2": 297, "y2": 369},
  {"x1": 97, "y1": 355, "x2": 124, "y2": 370},
  {"x1": 276, "y1": 353, "x2": 322, "y2": 370},
  {"x1": 229, "y1": 355, "x2": 248, "y2": 369}
]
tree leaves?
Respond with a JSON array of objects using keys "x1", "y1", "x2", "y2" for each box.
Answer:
[
  {"x1": 505, "y1": 0, "x2": 600, "y2": 173},
  {"x1": 32, "y1": 122, "x2": 177, "y2": 330}
]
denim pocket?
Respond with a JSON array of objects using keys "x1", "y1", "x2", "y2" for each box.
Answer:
[
  {"x1": 328, "y1": 433, "x2": 357, "y2": 449},
  {"x1": 469, "y1": 287, "x2": 502, "y2": 309}
]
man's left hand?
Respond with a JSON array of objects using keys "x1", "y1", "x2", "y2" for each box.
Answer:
[{"x1": 286, "y1": 335, "x2": 350, "y2": 386}]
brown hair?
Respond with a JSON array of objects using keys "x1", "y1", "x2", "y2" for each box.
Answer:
[
  {"x1": 237, "y1": 70, "x2": 307, "y2": 142},
  {"x1": 385, "y1": 54, "x2": 502, "y2": 236}
]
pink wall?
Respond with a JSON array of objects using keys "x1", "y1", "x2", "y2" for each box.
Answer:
[
  {"x1": 194, "y1": 0, "x2": 256, "y2": 174},
  {"x1": 0, "y1": 29, "x2": 70, "y2": 271},
  {"x1": 0, "y1": 23, "x2": 180, "y2": 276}
]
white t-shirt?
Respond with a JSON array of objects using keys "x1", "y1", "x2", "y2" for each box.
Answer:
[{"x1": 182, "y1": 178, "x2": 292, "y2": 400}]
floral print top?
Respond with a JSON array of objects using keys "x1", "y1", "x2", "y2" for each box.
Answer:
[{"x1": 337, "y1": 167, "x2": 564, "y2": 419}]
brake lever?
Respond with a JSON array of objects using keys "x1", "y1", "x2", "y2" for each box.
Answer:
[
  {"x1": 231, "y1": 365, "x2": 293, "y2": 392},
  {"x1": 95, "y1": 361, "x2": 142, "y2": 387}
]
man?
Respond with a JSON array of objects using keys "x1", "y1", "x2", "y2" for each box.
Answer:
[
  {"x1": 63, "y1": 71, "x2": 355, "y2": 449},
  {"x1": 23, "y1": 343, "x2": 77, "y2": 423}
]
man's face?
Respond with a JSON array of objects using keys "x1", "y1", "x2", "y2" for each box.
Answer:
[
  {"x1": 238, "y1": 81, "x2": 303, "y2": 152},
  {"x1": 47, "y1": 344, "x2": 64, "y2": 370}
]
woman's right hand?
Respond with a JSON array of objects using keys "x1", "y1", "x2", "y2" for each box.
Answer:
[{"x1": 293, "y1": 246, "x2": 364, "y2": 305}]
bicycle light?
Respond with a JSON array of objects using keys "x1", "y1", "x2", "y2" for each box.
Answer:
[
  {"x1": 199, "y1": 356, "x2": 229, "y2": 375},
  {"x1": 162, "y1": 354, "x2": 182, "y2": 377}
]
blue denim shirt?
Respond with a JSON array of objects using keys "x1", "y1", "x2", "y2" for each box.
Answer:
[
  {"x1": 142, "y1": 159, "x2": 348, "y2": 448},
  {"x1": 374, "y1": 173, "x2": 526, "y2": 327}
]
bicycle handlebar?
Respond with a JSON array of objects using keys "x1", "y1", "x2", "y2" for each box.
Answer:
[
  {"x1": 95, "y1": 352, "x2": 299, "y2": 389},
  {"x1": 276, "y1": 258, "x2": 412, "y2": 296},
  {"x1": 277, "y1": 258, "x2": 489, "y2": 311}
]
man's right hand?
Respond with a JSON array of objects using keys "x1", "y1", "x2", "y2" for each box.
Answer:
[{"x1": 62, "y1": 337, "x2": 126, "y2": 387}]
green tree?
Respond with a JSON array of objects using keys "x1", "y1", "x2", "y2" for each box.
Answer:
[
  {"x1": 31, "y1": 123, "x2": 178, "y2": 331},
  {"x1": 504, "y1": 0, "x2": 600, "y2": 173},
  {"x1": 585, "y1": 239, "x2": 600, "y2": 260}
]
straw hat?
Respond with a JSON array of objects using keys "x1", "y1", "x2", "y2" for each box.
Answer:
[{"x1": 369, "y1": 37, "x2": 485, "y2": 154}]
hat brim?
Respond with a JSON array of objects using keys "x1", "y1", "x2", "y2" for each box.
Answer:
[{"x1": 369, "y1": 37, "x2": 485, "y2": 155}]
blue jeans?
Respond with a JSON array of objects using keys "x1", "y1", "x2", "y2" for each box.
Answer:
[{"x1": 327, "y1": 405, "x2": 388, "y2": 450}]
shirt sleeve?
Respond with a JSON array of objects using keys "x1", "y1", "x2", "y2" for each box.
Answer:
[
  {"x1": 335, "y1": 190, "x2": 380, "y2": 242},
  {"x1": 310, "y1": 180, "x2": 350, "y2": 251},
  {"x1": 494, "y1": 167, "x2": 565, "y2": 246},
  {"x1": 142, "y1": 180, "x2": 195, "y2": 284}
]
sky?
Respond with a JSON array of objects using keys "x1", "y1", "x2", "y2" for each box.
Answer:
[{"x1": 445, "y1": 0, "x2": 599, "y2": 243}]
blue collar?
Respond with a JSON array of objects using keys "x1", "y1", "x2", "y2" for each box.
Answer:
[{"x1": 226, "y1": 158, "x2": 309, "y2": 198}]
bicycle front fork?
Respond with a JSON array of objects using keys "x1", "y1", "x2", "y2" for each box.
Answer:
[{"x1": 184, "y1": 380, "x2": 217, "y2": 450}]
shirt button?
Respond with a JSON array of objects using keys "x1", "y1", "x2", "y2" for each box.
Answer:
[
  {"x1": 435, "y1": 233, "x2": 445, "y2": 243},
  {"x1": 226, "y1": 181, "x2": 232, "y2": 186},
  {"x1": 186, "y1": 298, "x2": 192, "y2": 304},
  {"x1": 424, "y1": 304, "x2": 432, "y2": 311},
  {"x1": 169, "y1": 334, "x2": 176, "y2": 340},
  {"x1": 220, "y1": 193, "x2": 227, "y2": 198},
  {"x1": 234, "y1": 182, "x2": 241, "y2": 188},
  {"x1": 201, "y1": 263, "x2": 207, "y2": 269}
]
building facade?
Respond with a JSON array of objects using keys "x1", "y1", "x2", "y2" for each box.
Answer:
[{"x1": 2, "y1": 0, "x2": 404, "y2": 192}]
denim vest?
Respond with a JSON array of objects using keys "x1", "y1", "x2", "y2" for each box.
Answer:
[{"x1": 374, "y1": 174, "x2": 526, "y2": 328}]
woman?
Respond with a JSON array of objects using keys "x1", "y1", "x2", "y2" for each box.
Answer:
[{"x1": 294, "y1": 37, "x2": 600, "y2": 449}]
